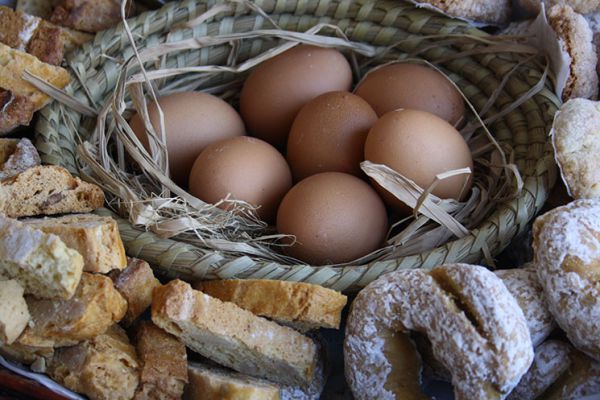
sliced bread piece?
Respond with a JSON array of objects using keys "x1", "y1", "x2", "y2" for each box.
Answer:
[
  {"x1": 184, "y1": 362, "x2": 280, "y2": 400},
  {"x1": 110, "y1": 258, "x2": 161, "y2": 326},
  {"x1": 152, "y1": 280, "x2": 318, "y2": 388},
  {"x1": 0, "y1": 6, "x2": 64, "y2": 65},
  {"x1": 0, "y1": 214, "x2": 83, "y2": 299},
  {"x1": 49, "y1": 324, "x2": 140, "y2": 400},
  {"x1": 134, "y1": 321, "x2": 188, "y2": 400},
  {"x1": 0, "y1": 165, "x2": 105, "y2": 218},
  {"x1": 18, "y1": 272, "x2": 127, "y2": 347},
  {"x1": 0, "y1": 43, "x2": 70, "y2": 133},
  {"x1": 0, "y1": 279, "x2": 30, "y2": 344},
  {"x1": 0, "y1": 138, "x2": 41, "y2": 180},
  {"x1": 24, "y1": 214, "x2": 126, "y2": 273},
  {"x1": 194, "y1": 279, "x2": 348, "y2": 331}
]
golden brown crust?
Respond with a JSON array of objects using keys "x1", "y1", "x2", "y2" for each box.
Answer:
[
  {"x1": 110, "y1": 258, "x2": 160, "y2": 326},
  {"x1": 24, "y1": 214, "x2": 127, "y2": 274},
  {"x1": 18, "y1": 273, "x2": 127, "y2": 347},
  {"x1": 0, "y1": 165, "x2": 105, "y2": 218},
  {"x1": 194, "y1": 279, "x2": 347, "y2": 331},
  {"x1": 49, "y1": 325, "x2": 140, "y2": 400},
  {"x1": 133, "y1": 321, "x2": 188, "y2": 400},
  {"x1": 152, "y1": 280, "x2": 318, "y2": 388}
]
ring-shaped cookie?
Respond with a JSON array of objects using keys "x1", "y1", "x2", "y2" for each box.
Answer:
[{"x1": 344, "y1": 263, "x2": 533, "y2": 400}]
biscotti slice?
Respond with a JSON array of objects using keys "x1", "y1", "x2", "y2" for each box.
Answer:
[
  {"x1": 0, "y1": 138, "x2": 41, "y2": 180},
  {"x1": 194, "y1": 279, "x2": 348, "y2": 331},
  {"x1": 24, "y1": 214, "x2": 126, "y2": 273},
  {"x1": 110, "y1": 258, "x2": 161, "y2": 326},
  {"x1": 134, "y1": 321, "x2": 188, "y2": 400},
  {"x1": 49, "y1": 325, "x2": 140, "y2": 400},
  {"x1": 16, "y1": 0, "x2": 61, "y2": 19},
  {"x1": 50, "y1": 0, "x2": 134, "y2": 33},
  {"x1": 0, "y1": 214, "x2": 83, "y2": 299},
  {"x1": 0, "y1": 279, "x2": 30, "y2": 344},
  {"x1": 0, "y1": 6, "x2": 64, "y2": 65},
  {"x1": 185, "y1": 362, "x2": 280, "y2": 400},
  {"x1": 0, "y1": 43, "x2": 70, "y2": 133},
  {"x1": 18, "y1": 272, "x2": 127, "y2": 347},
  {"x1": 0, "y1": 165, "x2": 105, "y2": 218},
  {"x1": 152, "y1": 280, "x2": 318, "y2": 388}
]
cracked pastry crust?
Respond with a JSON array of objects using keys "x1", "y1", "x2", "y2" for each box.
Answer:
[
  {"x1": 547, "y1": 4, "x2": 599, "y2": 100},
  {"x1": 343, "y1": 263, "x2": 533, "y2": 400},
  {"x1": 533, "y1": 199, "x2": 600, "y2": 361}
]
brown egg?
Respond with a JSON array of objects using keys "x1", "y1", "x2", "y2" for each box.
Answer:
[
  {"x1": 287, "y1": 91, "x2": 378, "y2": 181},
  {"x1": 188, "y1": 136, "x2": 292, "y2": 223},
  {"x1": 129, "y1": 91, "x2": 245, "y2": 186},
  {"x1": 364, "y1": 109, "x2": 473, "y2": 211},
  {"x1": 355, "y1": 63, "x2": 465, "y2": 126},
  {"x1": 240, "y1": 45, "x2": 353, "y2": 149},
  {"x1": 276, "y1": 172, "x2": 388, "y2": 265}
]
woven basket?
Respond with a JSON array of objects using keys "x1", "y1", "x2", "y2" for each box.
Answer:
[{"x1": 35, "y1": 0, "x2": 560, "y2": 292}]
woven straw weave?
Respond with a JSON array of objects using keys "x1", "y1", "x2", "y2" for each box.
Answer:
[{"x1": 35, "y1": 0, "x2": 560, "y2": 291}]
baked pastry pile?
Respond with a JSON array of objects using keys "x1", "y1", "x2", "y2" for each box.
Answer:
[{"x1": 0, "y1": 138, "x2": 349, "y2": 399}]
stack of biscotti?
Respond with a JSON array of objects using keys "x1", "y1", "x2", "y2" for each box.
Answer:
[{"x1": 153, "y1": 278, "x2": 347, "y2": 399}]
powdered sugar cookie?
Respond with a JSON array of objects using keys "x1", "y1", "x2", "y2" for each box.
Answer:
[
  {"x1": 533, "y1": 199, "x2": 600, "y2": 361},
  {"x1": 344, "y1": 264, "x2": 533, "y2": 400}
]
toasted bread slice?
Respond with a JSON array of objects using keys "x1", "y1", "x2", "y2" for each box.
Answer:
[
  {"x1": 49, "y1": 325, "x2": 140, "y2": 400},
  {"x1": 0, "y1": 214, "x2": 83, "y2": 300},
  {"x1": 18, "y1": 272, "x2": 126, "y2": 347},
  {"x1": 0, "y1": 165, "x2": 104, "y2": 218},
  {"x1": 152, "y1": 280, "x2": 318, "y2": 388},
  {"x1": 110, "y1": 258, "x2": 161, "y2": 326},
  {"x1": 24, "y1": 214, "x2": 126, "y2": 273},
  {"x1": 134, "y1": 321, "x2": 188, "y2": 400},
  {"x1": 194, "y1": 279, "x2": 347, "y2": 331}
]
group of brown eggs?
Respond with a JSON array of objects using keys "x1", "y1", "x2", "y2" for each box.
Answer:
[{"x1": 129, "y1": 44, "x2": 474, "y2": 265}]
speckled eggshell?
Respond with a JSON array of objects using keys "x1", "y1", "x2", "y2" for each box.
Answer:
[
  {"x1": 276, "y1": 172, "x2": 388, "y2": 265},
  {"x1": 287, "y1": 91, "x2": 378, "y2": 181},
  {"x1": 188, "y1": 136, "x2": 292, "y2": 223},
  {"x1": 355, "y1": 63, "x2": 465, "y2": 127},
  {"x1": 240, "y1": 45, "x2": 353, "y2": 149},
  {"x1": 364, "y1": 109, "x2": 473, "y2": 211},
  {"x1": 129, "y1": 91, "x2": 245, "y2": 186}
]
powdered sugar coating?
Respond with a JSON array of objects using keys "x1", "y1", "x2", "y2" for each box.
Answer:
[
  {"x1": 495, "y1": 268, "x2": 555, "y2": 346},
  {"x1": 533, "y1": 199, "x2": 600, "y2": 360},
  {"x1": 508, "y1": 340, "x2": 571, "y2": 400},
  {"x1": 343, "y1": 264, "x2": 533, "y2": 400},
  {"x1": 552, "y1": 98, "x2": 600, "y2": 199}
]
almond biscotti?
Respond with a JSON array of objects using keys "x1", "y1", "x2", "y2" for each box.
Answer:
[
  {"x1": 50, "y1": 0, "x2": 134, "y2": 33},
  {"x1": 18, "y1": 272, "x2": 127, "y2": 347},
  {"x1": 0, "y1": 214, "x2": 83, "y2": 299},
  {"x1": 134, "y1": 321, "x2": 188, "y2": 400},
  {"x1": 0, "y1": 165, "x2": 104, "y2": 218},
  {"x1": 24, "y1": 214, "x2": 126, "y2": 273},
  {"x1": 0, "y1": 43, "x2": 70, "y2": 133},
  {"x1": 152, "y1": 280, "x2": 318, "y2": 388},
  {"x1": 194, "y1": 279, "x2": 347, "y2": 331},
  {"x1": 0, "y1": 341, "x2": 54, "y2": 369},
  {"x1": 0, "y1": 279, "x2": 30, "y2": 344},
  {"x1": 184, "y1": 362, "x2": 280, "y2": 400},
  {"x1": 110, "y1": 258, "x2": 161, "y2": 326},
  {"x1": 49, "y1": 325, "x2": 140, "y2": 400}
]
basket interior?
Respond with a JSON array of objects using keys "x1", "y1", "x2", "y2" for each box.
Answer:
[{"x1": 35, "y1": 0, "x2": 561, "y2": 291}]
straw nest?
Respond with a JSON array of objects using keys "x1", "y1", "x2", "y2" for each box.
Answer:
[{"x1": 34, "y1": 0, "x2": 560, "y2": 291}]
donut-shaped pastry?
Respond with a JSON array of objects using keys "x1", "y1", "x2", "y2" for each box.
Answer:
[
  {"x1": 494, "y1": 267, "x2": 556, "y2": 346},
  {"x1": 533, "y1": 199, "x2": 600, "y2": 361},
  {"x1": 344, "y1": 264, "x2": 533, "y2": 400},
  {"x1": 508, "y1": 340, "x2": 571, "y2": 400}
]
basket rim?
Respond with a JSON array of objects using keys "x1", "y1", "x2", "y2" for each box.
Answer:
[{"x1": 34, "y1": 0, "x2": 560, "y2": 291}]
